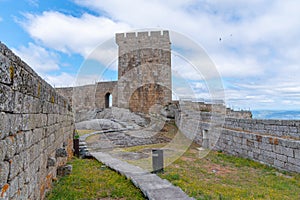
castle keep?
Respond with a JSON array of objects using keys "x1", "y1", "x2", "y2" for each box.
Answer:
[{"x1": 116, "y1": 31, "x2": 172, "y2": 113}]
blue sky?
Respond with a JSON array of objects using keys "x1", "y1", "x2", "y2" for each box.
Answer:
[{"x1": 0, "y1": 0, "x2": 300, "y2": 110}]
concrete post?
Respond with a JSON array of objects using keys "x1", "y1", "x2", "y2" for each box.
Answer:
[{"x1": 152, "y1": 149, "x2": 164, "y2": 173}]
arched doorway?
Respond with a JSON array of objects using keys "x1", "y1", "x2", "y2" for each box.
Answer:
[{"x1": 105, "y1": 93, "x2": 112, "y2": 108}]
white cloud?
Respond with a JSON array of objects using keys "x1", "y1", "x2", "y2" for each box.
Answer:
[
  {"x1": 12, "y1": 43, "x2": 60, "y2": 73},
  {"x1": 212, "y1": 53, "x2": 264, "y2": 78},
  {"x1": 87, "y1": 39, "x2": 118, "y2": 69},
  {"x1": 45, "y1": 72, "x2": 76, "y2": 88},
  {"x1": 20, "y1": 11, "x2": 131, "y2": 57}
]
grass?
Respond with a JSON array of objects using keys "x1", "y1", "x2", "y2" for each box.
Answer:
[
  {"x1": 119, "y1": 142, "x2": 300, "y2": 199},
  {"x1": 46, "y1": 158, "x2": 145, "y2": 200},
  {"x1": 157, "y1": 143, "x2": 300, "y2": 200}
]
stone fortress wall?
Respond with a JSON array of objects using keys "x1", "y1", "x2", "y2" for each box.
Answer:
[
  {"x1": 176, "y1": 105, "x2": 300, "y2": 173},
  {"x1": 0, "y1": 42, "x2": 74, "y2": 199},
  {"x1": 56, "y1": 81, "x2": 118, "y2": 112}
]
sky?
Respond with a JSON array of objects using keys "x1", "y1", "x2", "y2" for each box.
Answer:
[{"x1": 0, "y1": 0, "x2": 299, "y2": 111}]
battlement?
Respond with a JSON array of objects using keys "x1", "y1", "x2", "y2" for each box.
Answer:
[
  {"x1": 116, "y1": 30, "x2": 169, "y2": 43},
  {"x1": 116, "y1": 31, "x2": 170, "y2": 45}
]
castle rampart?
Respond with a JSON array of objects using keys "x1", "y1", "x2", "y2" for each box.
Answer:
[
  {"x1": 0, "y1": 42, "x2": 74, "y2": 199},
  {"x1": 175, "y1": 107, "x2": 300, "y2": 173}
]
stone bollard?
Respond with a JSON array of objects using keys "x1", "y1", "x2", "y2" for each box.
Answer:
[
  {"x1": 202, "y1": 129, "x2": 209, "y2": 149},
  {"x1": 152, "y1": 149, "x2": 164, "y2": 173}
]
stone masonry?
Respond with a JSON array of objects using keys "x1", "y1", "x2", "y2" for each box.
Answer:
[
  {"x1": 56, "y1": 81, "x2": 118, "y2": 112},
  {"x1": 0, "y1": 42, "x2": 74, "y2": 199},
  {"x1": 175, "y1": 106, "x2": 300, "y2": 173},
  {"x1": 116, "y1": 31, "x2": 172, "y2": 113}
]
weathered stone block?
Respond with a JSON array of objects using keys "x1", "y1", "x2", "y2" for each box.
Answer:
[
  {"x1": 19, "y1": 184, "x2": 28, "y2": 199},
  {"x1": 9, "y1": 155, "x2": 22, "y2": 181},
  {"x1": 274, "y1": 160, "x2": 285, "y2": 169},
  {"x1": 233, "y1": 136, "x2": 242, "y2": 144},
  {"x1": 0, "y1": 112, "x2": 11, "y2": 140},
  {"x1": 10, "y1": 114, "x2": 22, "y2": 135},
  {"x1": 0, "y1": 54, "x2": 13, "y2": 85},
  {"x1": 280, "y1": 139, "x2": 300, "y2": 149},
  {"x1": 18, "y1": 153, "x2": 27, "y2": 174},
  {"x1": 9, "y1": 176, "x2": 19, "y2": 198},
  {"x1": 287, "y1": 157, "x2": 300, "y2": 166},
  {"x1": 295, "y1": 149, "x2": 300, "y2": 159},
  {"x1": 262, "y1": 150, "x2": 276, "y2": 159},
  {"x1": 0, "y1": 161, "x2": 9, "y2": 188},
  {"x1": 24, "y1": 130, "x2": 33, "y2": 149},
  {"x1": 55, "y1": 148, "x2": 68, "y2": 158},
  {"x1": 23, "y1": 168, "x2": 30, "y2": 184},
  {"x1": 285, "y1": 163, "x2": 300, "y2": 173},
  {"x1": 23, "y1": 94, "x2": 34, "y2": 114},
  {"x1": 13, "y1": 91, "x2": 24, "y2": 113},
  {"x1": 276, "y1": 154, "x2": 288, "y2": 162},
  {"x1": 262, "y1": 155, "x2": 274, "y2": 165},
  {"x1": 259, "y1": 143, "x2": 273, "y2": 152},
  {"x1": 22, "y1": 114, "x2": 36, "y2": 131},
  {"x1": 57, "y1": 165, "x2": 72, "y2": 176},
  {"x1": 5, "y1": 136, "x2": 16, "y2": 159},
  {"x1": 0, "y1": 183, "x2": 10, "y2": 199},
  {"x1": 32, "y1": 128, "x2": 43, "y2": 144},
  {"x1": 47, "y1": 157, "x2": 56, "y2": 167},
  {"x1": 0, "y1": 140, "x2": 7, "y2": 161},
  {"x1": 15, "y1": 131, "x2": 24, "y2": 154},
  {"x1": 282, "y1": 147, "x2": 294, "y2": 157}
]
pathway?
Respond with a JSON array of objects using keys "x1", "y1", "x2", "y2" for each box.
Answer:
[{"x1": 91, "y1": 151, "x2": 194, "y2": 200}]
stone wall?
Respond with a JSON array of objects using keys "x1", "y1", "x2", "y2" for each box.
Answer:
[
  {"x1": 224, "y1": 118, "x2": 300, "y2": 139},
  {"x1": 175, "y1": 104, "x2": 300, "y2": 173},
  {"x1": 0, "y1": 42, "x2": 74, "y2": 199},
  {"x1": 56, "y1": 81, "x2": 117, "y2": 122},
  {"x1": 56, "y1": 81, "x2": 118, "y2": 110},
  {"x1": 95, "y1": 81, "x2": 118, "y2": 108},
  {"x1": 215, "y1": 125, "x2": 300, "y2": 173},
  {"x1": 174, "y1": 101, "x2": 252, "y2": 119}
]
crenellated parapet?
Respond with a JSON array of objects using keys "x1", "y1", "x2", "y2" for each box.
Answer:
[
  {"x1": 116, "y1": 30, "x2": 170, "y2": 43},
  {"x1": 116, "y1": 30, "x2": 171, "y2": 54}
]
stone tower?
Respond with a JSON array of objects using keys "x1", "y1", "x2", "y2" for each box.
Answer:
[{"x1": 115, "y1": 30, "x2": 172, "y2": 113}]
